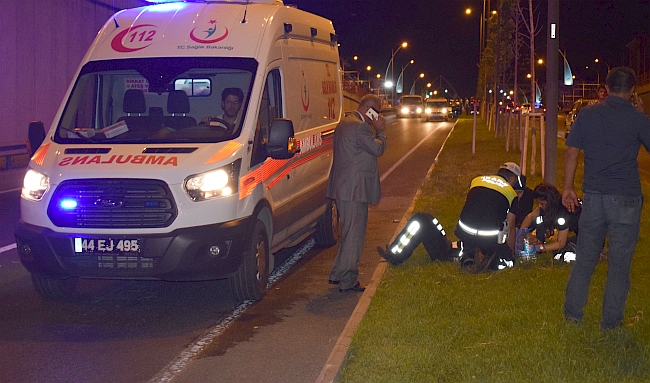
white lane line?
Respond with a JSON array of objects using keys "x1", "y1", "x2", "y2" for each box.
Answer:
[
  {"x1": 380, "y1": 121, "x2": 455, "y2": 182},
  {"x1": 0, "y1": 188, "x2": 21, "y2": 195},
  {"x1": 149, "y1": 121, "x2": 455, "y2": 383},
  {"x1": 148, "y1": 239, "x2": 315, "y2": 383},
  {"x1": 0, "y1": 243, "x2": 17, "y2": 254}
]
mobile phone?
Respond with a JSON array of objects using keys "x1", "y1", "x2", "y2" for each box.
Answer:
[
  {"x1": 365, "y1": 107, "x2": 379, "y2": 121},
  {"x1": 631, "y1": 92, "x2": 639, "y2": 106}
]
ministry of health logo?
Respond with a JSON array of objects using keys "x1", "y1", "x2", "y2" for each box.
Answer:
[{"x1": 190, "y1": 20, "x2": 229, "y2": 44}]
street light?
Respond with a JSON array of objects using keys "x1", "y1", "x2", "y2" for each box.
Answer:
[
  {"x1": 409, "y1": 73, "x2": 425, "y2": 95},
  {"x1": 397, "y1": 59, "x2": 414, "y2": 93},
  {"x1": 585, "y1": 65, "x2": 600, "y2": 85},
  {"x1": 384, "y1": 42, "x2": 408, "y2": 106},
  {"x1": 594, "y1": 58, "x2": 610, "y2": 81}
]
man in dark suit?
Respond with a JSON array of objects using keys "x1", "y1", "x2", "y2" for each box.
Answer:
[{"x1": 327, "y1": 94, "x2": 387, "y2": 292}]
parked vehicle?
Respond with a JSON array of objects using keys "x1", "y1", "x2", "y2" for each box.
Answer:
[
  {"x1": 565, "y1": 99, "x2": 595, "y2": 137},
  {"x1": 397, "y1": 95, "x2": 424, "y2": 118},
  {"x1": 15, "y1": 0, "x2": 342, "y2": 302}
]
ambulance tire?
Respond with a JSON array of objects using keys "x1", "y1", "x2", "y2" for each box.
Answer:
[
  {"x1": 229, "y1": 219, "x2": 270, "y2": 302},
  {"x1": 31, "y1": 275, "x2": 78, "y2": 300},
  {"x1": 314, "y1": 199, "x2": 340, "y2": 247}
]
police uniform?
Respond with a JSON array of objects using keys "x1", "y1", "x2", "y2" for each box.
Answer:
[{"x1": 455, "y1": 175, "x2": 517, "y2": 269}]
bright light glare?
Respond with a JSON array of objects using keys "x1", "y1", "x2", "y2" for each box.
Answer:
[
  {"x1": 199, "y1": 170, "x2": 229, "y2": 191},
  {"x1": 146, "y1": 2, "x2": 186, "y2": 11},
  {"x1": 22, "y1": 169, "x2": 50, "y2": 201},
  {"x1": 385, "y1": 81, "x2": 393, "y2": 88},
  {"x1": 60, "y1": 199, "x2": 78, "y2": 210}
]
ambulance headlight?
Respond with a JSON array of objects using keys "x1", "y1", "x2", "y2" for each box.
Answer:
[
  {"x1": 184, "y1": 159, "x2": 240, "y2": 201},
  {"x1": 442, "y1": 107, "x2": 448, "y2": 114},
  {"x1": 426, "y1": 108, "x2": 432, "y2": 114},
  {"x1": 401, "y1": 107, "x2": 409, "y2": 114},
  {"x1": 416, "y1": 107, "x2": 422, "y2": 113},
  {"x1": 22, "y1": 169, "x2": 50, "y2": 201}
]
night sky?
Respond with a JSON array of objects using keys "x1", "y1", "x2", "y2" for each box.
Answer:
[{"x1": 290, "y1": 0, "x2": 650, "y2": 98}]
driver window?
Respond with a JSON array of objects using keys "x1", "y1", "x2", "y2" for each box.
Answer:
[{"x1": 252, "y1": 69, "x2": 283, "y2": 166}]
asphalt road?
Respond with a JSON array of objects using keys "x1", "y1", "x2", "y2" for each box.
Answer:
[
  {"x1": 3, "y1": 114, "x2": 650, "y2": 383},
  {"x1": 0, "y1": 116, "x2": 455, "y2": 383}
]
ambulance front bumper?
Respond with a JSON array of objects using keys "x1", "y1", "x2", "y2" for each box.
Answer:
[{"x1": 14, "y1": 218, "x2": 251, "y2": 281}]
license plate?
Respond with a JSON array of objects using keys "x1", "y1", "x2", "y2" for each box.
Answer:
[{"x1": 74, "y1": 237, "x2": 141, "y2": 254}]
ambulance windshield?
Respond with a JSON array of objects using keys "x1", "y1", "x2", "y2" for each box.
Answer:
[{"x1": 55, "y1": 57, "x2": 256, "y2": 144}]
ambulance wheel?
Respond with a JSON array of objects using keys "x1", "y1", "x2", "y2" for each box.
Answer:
[
  {"x1": 31, "y1": 275, "x2": 78, "y2": 300},
  {"x1": 314, "y1": 199, "x2": 340, "y2": 247},
  {"x1": 229, "y1": 219, "x2": 269, "y2": 302}
]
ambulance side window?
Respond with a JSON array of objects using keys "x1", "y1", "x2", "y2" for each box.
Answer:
[{"x1": 252, "y1": 69, "x2": 283, "y2": 166}]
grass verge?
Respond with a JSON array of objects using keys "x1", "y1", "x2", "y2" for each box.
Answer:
[{"x1": 337, "y1": 115, "x2": 650, "y2": 383}]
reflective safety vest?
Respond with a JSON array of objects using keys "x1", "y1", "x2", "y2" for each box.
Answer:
[
  {"x1": 457, "y1": 175, "x2": 516, "y2": 238},
  {"x1": 469, "y1": 175, "x2": 517, "y2": 204}
]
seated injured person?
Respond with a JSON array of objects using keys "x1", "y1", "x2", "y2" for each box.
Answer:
[
  {"x1": 517, "y1": 183, "x2": 580, "y2": 262},
  {"x1": 377, "y1": 162, "x2": 526, "y2": 271}
]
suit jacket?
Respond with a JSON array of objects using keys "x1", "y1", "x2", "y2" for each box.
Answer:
[{"x1": 326, "y1": 111, "x2": 387, "y2": 205}]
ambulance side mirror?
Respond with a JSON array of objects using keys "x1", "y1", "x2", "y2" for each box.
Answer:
[{"x1": 267, "y1": 119, "x2": 299, "y2": 159}]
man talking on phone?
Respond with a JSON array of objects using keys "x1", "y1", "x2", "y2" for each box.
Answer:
[
  {"x1": 562, "y1": 66, "x2": 650, "y2": 330},
  {"x1": 327, "y1": 94, "x2": 387, "y2": 292}
]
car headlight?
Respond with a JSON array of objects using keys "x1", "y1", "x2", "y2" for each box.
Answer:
[
  {"x1": 401, "y1": 107, "x2": 409, "y2": 114},
  {"x1": 442, "y1": 108, "x2": 448, "y2": 113},
  {"x1": 416, "y1": 108, "x2": 422, "y2": 113},
  {"x1": 22, "y1": 169, "x2": 50, "y2": 201},
  {"x1": 184, "y1": 159, "x2": 241, "y2": 201},
  {"x1": 426, "y1": 108, "x2": 432, "y2": 114}
]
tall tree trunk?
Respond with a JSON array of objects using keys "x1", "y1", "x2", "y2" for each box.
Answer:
[{"x1": 529, "y1": 0, "x2": 535, "y2": 109}]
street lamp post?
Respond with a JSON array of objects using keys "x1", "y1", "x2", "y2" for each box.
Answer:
[
  {"x1": 397, "y1": 59, "x2": 414, "y2": 94},
  {"x1": 585, "y1": 65, "x2": 600, "y2": 85},
  {"x1": 594, "y1": 58, "x2": 610, "y2": 82},
  {"x1": 409, "y1": 73, "x2": 425, "y2": 95},
  {"x1": 384, "y1": 42, "x2": 408, "y2": 106}
]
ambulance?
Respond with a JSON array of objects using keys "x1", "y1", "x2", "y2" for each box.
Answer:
[{"x1": 14, "y1": 0, "x2": 342, "y2": 302}]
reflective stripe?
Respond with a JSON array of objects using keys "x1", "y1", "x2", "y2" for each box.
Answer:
[
  {"x1": 470, "y1": 175, "x2": 517, "y2": 204},
  {"x1": 390, "y1": 220, "x2": 421, "y2": 254},
  {"x1": 458, "y1": 220, "x2": 499, "y2": 236},
  {"x1": 497, "y1": 259, "x2": 514, "y2": 269}
]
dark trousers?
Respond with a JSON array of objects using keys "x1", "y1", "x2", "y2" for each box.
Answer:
[{"x1": 383, "y1": 212, "x2": 452, "y2": 264}]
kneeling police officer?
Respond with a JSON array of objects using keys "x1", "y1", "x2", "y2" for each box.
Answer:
[{"x1": 378, "y1": 162, "x2": 523, "y2": 271}]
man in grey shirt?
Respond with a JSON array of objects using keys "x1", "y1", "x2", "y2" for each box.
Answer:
[{"x1": 562, "y1": 66, "x2": 650, "y2": 330}]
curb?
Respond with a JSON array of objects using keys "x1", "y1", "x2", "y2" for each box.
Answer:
[{"x1": 315, "y1": 120, "x2": 457, "y2": 383}]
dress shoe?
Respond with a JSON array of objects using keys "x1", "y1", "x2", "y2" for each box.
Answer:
[
  {"x1": 328, "y1": 279, "x2": 340, "y2": 285},
  {"x1": 339, "y1": 282, "x2": 366, "y2": 293}
]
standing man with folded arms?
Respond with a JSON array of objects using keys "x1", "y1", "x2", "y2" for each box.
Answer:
[
  {"x1": 562, "y1": 66, "x2": 650, "y2": 330},
  {"x1": 327, "y1": 94, "x2": 387, "y2": 293}
]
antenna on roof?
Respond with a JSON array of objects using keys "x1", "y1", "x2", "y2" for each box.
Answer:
[
  {"x1": 241, "y1": 0, "x2": 250, "y2": 24},
  {"x1": 112, "y1": 0, "x2": 119, "y2": 28}
]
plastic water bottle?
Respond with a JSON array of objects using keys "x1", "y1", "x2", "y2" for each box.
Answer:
[{"x1": 520, "y1": 236, "x2": 537, "y2": 262}]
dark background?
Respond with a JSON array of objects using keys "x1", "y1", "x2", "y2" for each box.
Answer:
[{"x1": 290, "y1": 0, "x2": 650, "y2": 98}]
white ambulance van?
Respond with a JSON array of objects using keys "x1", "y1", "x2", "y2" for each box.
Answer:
[{"x1": 15, "y1": 0, "x2": 342, "y2": 302}]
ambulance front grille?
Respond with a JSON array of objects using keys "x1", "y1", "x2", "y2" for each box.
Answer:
[{"x1": 47, "y1": 179, "x2": 178, "y2": 228}]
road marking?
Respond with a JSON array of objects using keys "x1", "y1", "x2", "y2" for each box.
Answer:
[
  {"x1": 0, "y1": 243, "x2": 17, "y2": 254},
  {"x1": 0, "y1": 188, "x2": 21, "y2": 195},
  {"x1": 148, "y1": 239, "x2": 315, "y2": 383},
  {"x1": 149, "y1": 120, "x2": 455, "y2": 383},
  {"x1": 381, "y1": 122, "x2": 452, "y2": 182}
]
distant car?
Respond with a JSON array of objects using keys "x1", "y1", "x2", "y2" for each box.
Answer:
[
  {"x1": 397, "y1": 95, "x2": 424, "y2": 118},
  {"x1": 564, "y1": 99, "x2": 595, "y2": 137},
  {"x1": 517, "y1": 103, "x2": 531, "y2": 114},
  {"x1": 424, "y1": 98, "x2": 449, "y2": 121}
]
